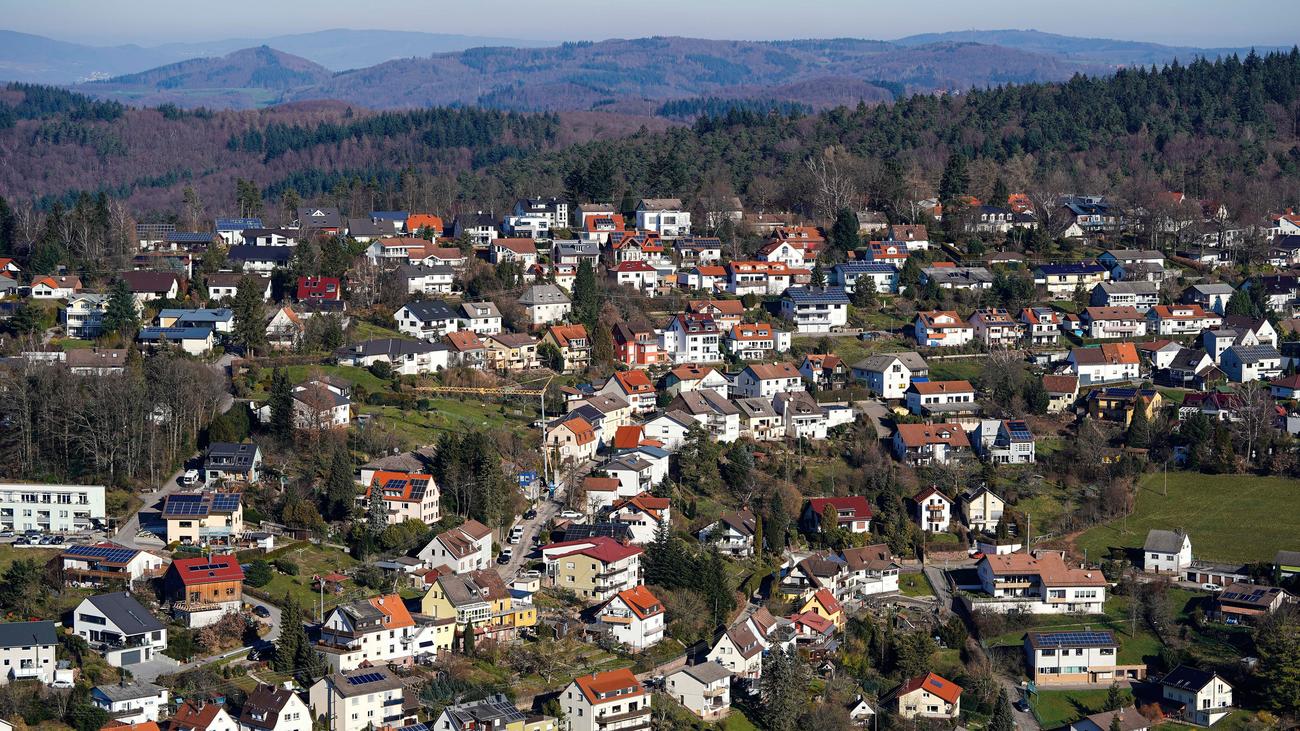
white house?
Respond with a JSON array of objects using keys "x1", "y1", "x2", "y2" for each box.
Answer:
[
  {"x1": 394, "y1": 300, "x2": 460, "y2": 340},
  {"x1": 606, "y1": 494, "x2": 671, "y2": 546},
  {"x1": 780, "y1": 287, "x2": 849, "y2": 333},
  {"x1": 1146, "y1": 305, "x2": 1221, "y2": 336},
  {"x1": 92, "y1": 681, "x2": 170, "y2": 723},
  {"x1": 636, "y1": 198, "x2": 691, "y2": 237},
  {"x1": 1220, "y1": 344, "x2": 1282, "y2": 382},
  {"x1": 1024, "y1": 630, "x2": 1143, "y2": 686},
  {"x1": 697, "y1": 510, "x2": 758, "y2": 557},
  {"x1": 959, "y1": 487, "x2": 1006, "y2": 534},
  {"x1": 661, "y1": 314, "x2": 722, "y2": 363},
  {"x1": 975, "y1": 552, "x2": 1107, "y2": 614},
  {"x1": 1069, "y1": 343, "x2": 1141, "y2": 386},
  {"x1": 665, "y1": 663, "x2": 732, "y2": 721},
  {"x1": 852, "y1": 351, "x2": 928, "y2": 399},
  {"x1": 238, "y1": 684, "x2": 311, "y2": 731},
  {"x1": 888, "y1": 672, "x2": 963, "y2": 720},
  {"x1": 0, "y1": 621, "x2": 57, "y2": 685},
  {"x1": 560, "y1": 669, "x2": 651, "y2": 731},
  {"x1": 315, "y1": 594, "x2": 422, "y2": 672},
  {"x1": 417, "y1": 520, "x2": 494, "y2": 574},
  {"x1": 912, "y1": 487, "x2": 953, "y2": 533},
  {"x1": 905, "y1": 380, "x2": 976, "y2": 417},
  {"x1": 1083, "y1": 306, "x2": 1148, "y2": 339},
  {"x1": 973, "y1": 419, "x2": 1036, "y2": 465},
  {"x1": 394, "y1": 264, "x2": 455, "y2": 295},
  {"x1": 1143, "y1": 529, "x2": 1193, "y2": 574},
  {"x1": 309, "y1": 666, "x2": 415, "y2": 731},
  {"x1": 914, "y1": 311, "x2": 973, "y2": 347},
  {"x1": 335, "y1": 339, "x2": 449, "y2": 376},
  {"x1": 732, "y1": 362, "x2": 804, "y2": 399},
  {"x1": 459, "y1": 301, "x2": 503, "y2": 335},
  {"x1": 1159, "y1": 666, "x2": 1233, "y2": 727},
  {"x1": 595, "y1": 585, "x2": 665, "y2": 651},
  {"x1": 518, "y1": 284, "x2": 572, "y2": 326},
  {"x1": 71, "y1": 592, "x2": 168, "y2": 667}
]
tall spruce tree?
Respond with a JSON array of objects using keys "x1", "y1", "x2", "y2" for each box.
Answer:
[
  {"x1": 572, "y1": 259, "x2": 600, "y2": 328},
  {"x1": 273, "y1": 593, "x2": 303, "y2": 673},
  {"x1": 101, "y1": 278, "x2": 139, "y2": 337},
  {"x1": 989, "y1": 688, "x2": 1015, "y2": 731},
  {"x1": 269, "y1": 367, "x2": 294, "y2": 438},
  {"x1": 324, "y1": 443, "x2": 356, "y2": 520},
  {"x1": 939, "y1": 153, "x2": 970, "y2": 204},
  {"x1": 231, "y1": 276, "x2": 267, "y2": 352},
  {"x1": 830, "y1": 208, "x2": 860, "y2": 254}
]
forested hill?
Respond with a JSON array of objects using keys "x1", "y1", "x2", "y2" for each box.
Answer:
[{"x1": 480, "y1": 49, "x2": 1300, "y2": 221}]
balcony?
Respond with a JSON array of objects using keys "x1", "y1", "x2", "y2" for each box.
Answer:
[{"x1": 12, "y1": 666, "x2": 43, "y2": 679}]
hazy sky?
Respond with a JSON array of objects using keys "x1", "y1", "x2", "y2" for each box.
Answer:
[{"x1": 4, "y1": 0, "x2": 1298, "y2": 47}]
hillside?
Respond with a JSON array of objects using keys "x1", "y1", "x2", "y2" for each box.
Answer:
[
  {"x1": 83, "y1": 46, "x2": 333, "y2": 107},
  {"x1": 80, "y1": 35, "x2": 1103, "y2": 111},
  {"x1": 893, "y1": 29, "x2": 1289, "y2": 67}
]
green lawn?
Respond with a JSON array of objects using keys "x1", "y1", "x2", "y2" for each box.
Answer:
[
  {"x1": 248, "y1": 364, "x2": 393, "y2": 399},
  {"x1": 351, "y1": 320, "x2": 405, "y2": 340},
  {"x1": 899, "y1": 573, "x2": 935, "y2": 597},
  {"x1": 718, "y1": 712, "x2": 759, "y2": 731},
  {"x1": 1073, "y1": 472, "x2": 1300, "y2": 564},
  {"x1": 928, "y1": 357, "x2": 985, "y2": 383},
  {"x1": 363, "y1": 397, "x2": 532, "y2": 448},
  {"x1": 254, "y1": 543, "x2": 363, "y2": 614},
  {"x1": 1031, "y1": 688, "x2": 1133, "y2": 729}
]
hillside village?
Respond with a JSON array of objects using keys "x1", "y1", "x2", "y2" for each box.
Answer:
[{"x1": 1, "y1": 175, "x2": 1300, "y2": 731}]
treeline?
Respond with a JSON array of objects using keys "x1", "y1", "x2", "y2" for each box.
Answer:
[
  {"x1": 0, "y1": 82, "x2": 126, "y2": 130},
  {"x1": 656, "y1": 96, "x2": 811, "y2": 119},
  {"x1": 226, "y1": 106, "x2": 561, "y2": 161},
  {"x1": 0, "y1": 354, "x2": 227, "y2": 487}
]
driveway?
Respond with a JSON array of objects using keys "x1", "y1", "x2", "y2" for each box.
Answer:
[
  {"x1": 497, "y1": 498, "x2": 560, "y2": 582},
  {"x1": 854, "y1": 398, "x2": 893, "y2": 440}
]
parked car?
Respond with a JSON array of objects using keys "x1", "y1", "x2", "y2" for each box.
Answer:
[
  {"x1": 523, "y1": 509, "x2": 537, "y2": 520},
  {"x1": 1202, "y1": 583, "x2": 1223, "y2": 592},
  {"x1": 497, "y1": 549, "x2": 513, "y2": 564},
  {"x1": 558, "y1": 510, "x2": 584, "y2": 521},
  {"x1": 252, "y1": 605, "x2": 271, "y2": 618},
  {"x1": 179, "y1": 469, "x2": 200, "y2": 486}
]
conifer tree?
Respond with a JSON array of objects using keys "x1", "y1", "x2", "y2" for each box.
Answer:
[
  {"x1": 269, "y1": 368, "x2": 294, "y2": 438},
  {"x1": 101, "y1": 278, "x2": 138, "y2": 337},
  {"x1": 989, "y1": 688, "x2": 1015, "y2": 731}
]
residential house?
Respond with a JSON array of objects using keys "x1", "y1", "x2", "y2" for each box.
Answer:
[
  {"x1": 636, "y1": 198, "x2": 691, "y2": 237},
  {"x1": 866, "y1": 240, "x2": 910, "y2": 265},
  {"x1": 603, "y1": 447, "x2": 670, "y2": 496},
  {"x1": 973, "y1": 419, "x2": 1036, "y2": 465},
  {"x1": 1143, "y1": 530, "x2": 1193, "y2": 574},
  {"x1": 30, "y1": 275, "x2": 82, "y2": 299},
  {"x1": 518, "y1": 284, "x2": 571, "y2": 326},
  {"x1": 202, "y1": 442, "x2": 258, "y2": 484},
  {"x1": 661, "y1": 314, "x2": 722, "y2": 363},
  {"x1": 912, "y1": 487, "x2": 953, "y2": 533},
  {"x1": 162, "y1": 554, "x2": 245, "y2": 627},
  {"x1": 264, "y1": 306, "x2": 304, "y2": 348},
  {"x1": 706, "y1": 608, "x2": 793, "y2": 679},
  {"x1": 394, "y1": 264, "x2": 455, "y2": 295},
  {"x1": 798, "y1": 353, "x2": 849, "y2": 390},
  {"x1": 975, "y1": 552, "x2": 1107, "y2": 613},
  {"x1": 0, "y1": 622, "x2": 57, "y2": 684},
  {"x1": 541, "y1": 537, "x2": 643, "y2": 602},
  {"x1": 1222, "y1": 316, "x2": 1278, "y2": 347},
  {"x1": 801, "y1": 496, "x2": 873, "y2": 534},
  {"x1": 1020, "y1": 307, "x2": 1062, "y2": 346},
  {"x1": 1069, "y1": 708, "x2": 1151, "y2": 731},
  {"x1": 1211, "y1": 583, "x2": 1294, "y2": 624},
  {"x1": 905, "y1": 380, "x2": 977, "y2": 417},
  {"x1": 725, "y1": 261, "x2": 803, "y2": 297},
  {"x1": 921, "y1": 265, "x2": 995, "y2": 290},
  {"x1": 1091, "y1": 281, "x2": 1160, "y2": 312},
  {"x1": 1034, "y1": 262, "x2": 1110, "y2": 297},
  {"x1": 775, "y1": 391, "x2": 839, "y2": 439},
  {"x1": 545, "y1": 416, "x2": 598, "y2": 466},
  {"x1": 959, "y1": 487, "x2": 1005, "y2": 534},
  {"x1": 561, "y1": 669, "x2": 651, "y2": 731},
  {"x1": 661, "y1": 363, "x2": 729, "y2": 396},
  {"x1": 1161, "y1": 347, "x2": 1219, "y2": 389},
  {"x1": 58, "y1": 542, "x2": 167, "y2": 587},
  {"x1": 316, "y1": 594, "x2": 424, "y2": 672},
  {"x1": 66, "y1": 347, "x2": 128, "y2": 377},
  {"x1": 92, "y1": 681, "x2": 169, "y2": 723},
  {"x1": 296, "y1": 276, "x2": 342, "y2": 303},
  {"x1": 0, "y1": 483, "x2": 106, "y2": 534},
  {"x1": 394, "y1": 300, "x2": 460, "y2": 340},
  {"x1": 665, "y1": 663, "x2": 731, "y2": 721},
  {"x1": 607, "y1": 260, "x2": 659, "y2": 293},
  {"x1": 756, "y1": 239, "x2": 806, "y2": 267},
  {"x1": 798, "y1": 588, "x2": 844, "y2": 630},
  {"x1": 238, "y1": 684, "x2": 311, "y2": 731},
  {"x1": 1140, "y1": 339, "x2": 1185, "y2": 371},
  {"x1": 639, "y1": 411, "x2": 695, "y2": 452},
  {"x1": 1042, "y1": 374, "x2": 1080, "y2": 413},
  {"x1": 734, "y1": 397, "x2": 782, "y2": 441},
  {"x1": 611, "y1": 323, "x2": 665, "y2": 368},
  {"x1": 335, "y1": 338, "x2": 448, "y2": 375},
  {"x1": 1146, "y1": 305, "x2": 1221, "y2": 336},
  {"x1": 434, "y1": 695, "x2": 555, "y2": 731},
  {"x1": 541, "y1": 324, "x2": 592, "y2": 372},
  {"x1": 733, "y1": 362, "x2": 804, "y2": 399},
  {"x1": 485, "y1": 333, "x2": 541, "y2": 372},
  {"x1": 421, "y1": 569, "x2": 534, "y2": 645},
  {"x1": 172, "y1": 701, "x2": 239, "y2": 731},
  {"x1": 887, "y1": 672, "x2": 962, "y2": 720},
  {"x1": 1159, "y1": 666, "x2": 1233, "y2": 727},
  {"x1": 839, "y1": 544, "x2": 901, "y2": 597},
  {"x1": 1220, "y1": 344, "x2": 1282, "y2": 382},
  {"x1": 1087, "y1": 387, "x2": 1162, "y2": 426},
  {"x1": 913, "y1": 311, "x2": 974, "y2": 347},
  {"x1": 781, "y1": 287, "x2": 850, "y2": 333},
  {"x1": 137, "y1": 327, "x2": 214, "y2": 356},
  {"x1": 891, "y1": 423, "x2": 971, "y2": 465},
  {"x1": 1184, "y1": 283, "x2": 1237, "y2": 315},
  {"x1": 606, "y1": 494, "x2": 671, "y2": 546},
  {"x1": 726, "y1": 322, "x2": 789, "y2": 360},
  {"x1": 122, "y1": 271, "x2": 180, "y2": 304},
  {"x1": 832, "y1": 261, "x2": 898, "y2": 294},
  {"x1": 675, "y1": 237, "x2": 723, "y2": 265},
  {"x1": 554, "y1": 241, "x2": 601, "y2": 267},
  {"x1": 595, "y1": 585, "x2": 665, "y2": 651},
  {"x1": 852, "y1": 351, "x2": 928, "y2": 399},
  {"x1": 1025, "y1": 630, "x2": 1143, "y2": 685},
  {"x1": 697, "y1": 510, "x2": 758, "y2": 557},
  {"x1": 161, "y1": 492, "x2": 244, "y2": 545},
  {"x1": 1069, "y1": 343, "x2": 1141, "y2": 386},
  {"x1": 600, "y1": 370, "x2": 656, "y2": 414},
  {"x1": 63, "y1": 293, "x2": 111, "y2": 338},
  {"x1": 309, "y1": 666, "x2": 417, "y2": 731},
  {"x1": 71, "y1": 592, "x2": 167, "y2": 667},
  {"x1": 969, "y1": 308, "x2": 1022, "y2": 347},
  {"x1": 157, "y1": 308, "x2": 234, "y2": 334},
  {"x1": 417, "y1": 520, "x2": 493, "y2": 574},
  {"x1": 459, "y1": 301, "x2": 503, "y2": 335},
  {"x1": 687, "y1": 299, "x2": 745, "y2": 328},
  {"x1": 1083, "y1": 306, "x2": 1147, "y2": 339},
  {"x1": 362, "y1": 471, "x2": 441, "y2": 526}
]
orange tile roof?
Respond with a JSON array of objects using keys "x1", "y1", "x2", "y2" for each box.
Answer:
[
  {"x1": 908, "y1": 380, "x2": 974, "y2": 395},
  {"x1": 370, "y1": 593, "x2": 415, "y2": 629},
  {"x1": 573, "y1": 668, "x2": 644, "y2": 705},
  {"x1": 612, "y1": 425, "x2": 645, "y2": 450},
  {"x1": 612, "y1": 370, "x2": 654, "y2": 394},
  {"x1": 613, "y1": 585, "x2": 664, "y2": 619},
  {"x1": 688, "y1": 299, "x2": 745, "y2": 316},
  {"x1": 980, "y1": 553, "x2": 1108, "y2": 586},
  {"x1": 810, "y1": 588, "x2": 842, "y2": 615},
  {"x1": 365, "y1": 471, "x2": 435, "y2": 503},
  {"x1": 894, "y1": 672, "x2": 962, "y2": 704},
  {"x1": 894, "y1": 423, "x2": 970, "y2": 448},
  {"x1": 612, "y1": 493, "x2": 671, "y2": 522},
  {"x1": 547, "y1": 323, "x2": 590, "y2": 348},
  {"x1": 583, "y1": 476, "x2": 622, "y2": 492},
  {"x1": 173, "y1": 701, "x2": 227, "y2": 731},
  {"x1": 746, "y1": 362, "x2": 800, "y2": 380},
  {"x1": 406, "y1": 214, "x2": 443, "y2": 232},
  {"x1": 444, "y1": 330, "x2": 484, "y2": 351},
  {"x1": 495, "y1": 238, "x2": 538, "y2": 255}
]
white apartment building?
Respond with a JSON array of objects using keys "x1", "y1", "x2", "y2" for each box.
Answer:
[
  {"x1": 309, "y1": 666, "x2": 415, "y2": 731},
  {"x1": 0, "y1": 483, "x2": 106, "y2": 533},
  {"x1": 0, "y1": 621, "x2": 57, "y2": 685}
]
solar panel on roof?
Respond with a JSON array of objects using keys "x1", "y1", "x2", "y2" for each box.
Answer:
[
  {"x1": 1037, "y1": 631, "x2": 1114, "y2": 647},
  {"x1": 211, "y1": 494, "x2": 241, "y2": 511},
  {"x1": 346, "y1": 672, "x2": 384, "y2": 685}
]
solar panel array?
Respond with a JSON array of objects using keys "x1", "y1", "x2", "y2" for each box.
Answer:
[
  {"x1": 1007, "y1": 421, "x2": 1033, "y2": 442},
  {"x1": 1221, "y1": 587, "x2": 1266, "y2": 602},
  {"x1": 211, "y1": 494, "x2": 241, "y2": 512},
  {"x1": 408, "y1": 479, "x2": 429, "y2": 501},
  {"x1": 1035, "y1": 631, "x2": 1115, "y2": 648},
  {"x1": 64, "y1": 544, "x2": 137, "y2": 564},
  {"x1": 346, "y1": 672, "x2": 385, "y2": 686},
  {"x1": 163, "y1": 494, "x2": 209, "y2": 516}
]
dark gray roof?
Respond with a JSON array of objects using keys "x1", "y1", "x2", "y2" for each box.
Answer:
[
  {"x1": 1275, "y1": 550, "x2": 1300, "y2": 567},
  {"x1": 227, "y1": 246, "x2": 294, "y2": 264},
  {"x1": 1160, "y1": 665, "x2": 1219, "y2": 693},
  {"x1": 86, "y1": 592, "x2": 165, "y2": 634},
  {"x1": 1225, "y1": 344, "x2": 1281, "y2": 364},
  {"x1": 675, "y1": 661, "x2": 732, "y2": 684},
  {"x1": 441, "y1": 694, "x2": 525, "y2": 728},
  {"x1": 400, "y1": 300, "x2": 458, "y2": 322},
  {"x1": 518, "y1": 284, "x2": 570, "y2": 306},
  {"x1": 0, "y1": 620, "x2": 56, "y2": 648},
  {"x1": 94, "y1": 680, "x2": 166, "y2": 703},
  {"x1": 328, "y1": 666, "x2": 406, "y2": 697},
  {"x1": 394, "y1": 264, "x2": 455, "y2": 280},
  {"x1": 1144, "y1": 529, "x2": 1188, "y2": 554},
  {"x1": 338, "y1": 338, "x2": 445, "y2": 359},
  {"x1": 784, "y1": 286, "x2": 850, "y2": 305}
]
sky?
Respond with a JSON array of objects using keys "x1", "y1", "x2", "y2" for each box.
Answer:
[{"x1": 2, "y1": 0, "x2": 1298, "y2": 47}]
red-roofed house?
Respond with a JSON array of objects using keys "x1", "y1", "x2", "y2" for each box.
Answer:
[
  {"x1": 912, "y1": 487, "x2": 953, "y2": 533},
  {"x1": 600, "y1": 370, "x2": 657, "y2": 413},
  {"x1": 546, "y1": 415, "x2": 598, "y2": 465},
  {"x1": 891, "y1": 422, "x2": 971, "y2": 465},
  {"x1": 406, "y1": 213, "x2": 444, "y2": 235},
  {"x1": 799, "y1": 588, "x2": 845, "y2": 629},
  {"x1": 607, "y1": 260, "x2": 659, "y2": 293},
  {"x1": 490, "y1": 238, "x2": 539, "y2": 266},
  {"x1": 607, "y1": 493, "x2": 671, "y2": 544},
  {"x1": 595, "y1": 585, "x2": 665, "y2": 650},
  {"x1": 172, "y1": 700, "x2": 238, "y2": 731},
  {"x1": 163, "y1": 554, "x2": 245, "y2": 626},
  {"x1": 562, "y1": 669, "x2": 650, "y2": 731},
  {"x1": 541, "y1": 323, "x2": 592, "y2": 372},
  {"x1": 541, "y1": 537, "x2": 643, "y2": 601},
  {"x1": 801, "y1": 496, "x2": 873, "y2": 534},
  {"x1": 317, "y1": 593, "x2": 421, "y2": 672},
  {"x1": 789, "y1": 611, "x2": 835, "y2": 645},
  {"x1": 363, "y1": 471, "x2": 441, "y2": 526},
  {"x1": 888, "y1": 672, "x2": 962, "y2": 719}
]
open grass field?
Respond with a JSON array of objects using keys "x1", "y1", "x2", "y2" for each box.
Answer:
[
  {"x1": 254, "y1": 543, "x2": 363, "y2": 614},
  {"x1": 350, "y1": 320, "x2": 405, "y2": 340},
  {"x1": 363, "y1": 396, "x2": 533, "y2": 447},
  {"x1": 1031, "y1": 687, "x2": 1133, "y2": 729},
  {"x1": 899, "y1": 572, "x2": 935, "y2": 597},
  {"x1": 928, "y1": 357, "x2": 986, "y2": 383},
  {"x1": 1073, "y1": 472, "x2": 1300, "y2": 564}
]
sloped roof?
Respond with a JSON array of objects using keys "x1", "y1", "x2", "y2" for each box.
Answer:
[{"x1": 890, "y1": 672, "x2": 963, "y2": 704}]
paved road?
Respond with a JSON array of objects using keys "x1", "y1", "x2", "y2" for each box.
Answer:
[
  {"x1": 854, "y1": 398, "x2": 893, "y2": 440},
  {"x1": 922, "y1": 565, "x2": 954, "y2": 616},
  {"x1": 497, "y1": 498, "x2": 560, "y2": 582}
]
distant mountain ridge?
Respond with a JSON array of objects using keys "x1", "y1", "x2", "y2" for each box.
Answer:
[
  {"x1": 96, "y1": 46, "x2": 331, "y2": 91},
  {"x1": 892, "y1": 29, "x2": 1290, "y2": 66}
]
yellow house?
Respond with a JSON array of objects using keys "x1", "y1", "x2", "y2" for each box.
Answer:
[
  {"x1": 799, "y1": 588, "x2": 845, "y2": 630},
  {"x1": 161, "y1": 492, "x2": 244, "y2": 545},
  {"x1": 422, "y1": 569, "x2": 536, "y2": 643}
]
